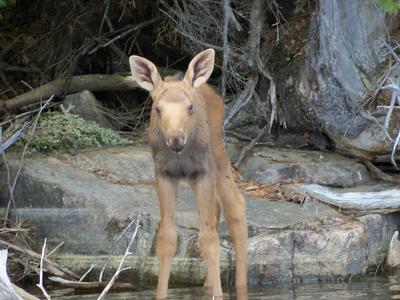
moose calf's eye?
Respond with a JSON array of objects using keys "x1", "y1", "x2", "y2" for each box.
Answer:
[
  {"x1": 188, "y1": 104, "x2": 194, "y2": 114},
  {"x1": 155, "y1": 106, "x2": 161, "y2": 114}
]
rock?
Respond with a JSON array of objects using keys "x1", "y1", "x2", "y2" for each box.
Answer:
[
  {"x1": 239, "y1": 147, "x2": 370, "y2": 187},
  {"x1": 359, "y1": 214, "x2": 400, "y2": 268},
  {"x1": 249, "y1": 217, "x2": 367, "y2": 284},
  {"x1": 64, "y1": 90, "x2": 110, "y2": 127},
  {"x1": 387, "y1": 231, "x2": 400, "y2": 269},
  {"x1": 0, "y1": 145, "x2": 398, "y2": 285}
]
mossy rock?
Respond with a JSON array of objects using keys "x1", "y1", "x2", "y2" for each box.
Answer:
[{"x1": 6, "y1": 110, "x2": 130, "y2": 153}]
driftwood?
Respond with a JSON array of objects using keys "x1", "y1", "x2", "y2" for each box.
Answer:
[
  {"x1": 12, "y1": 284, "x2": 40, "y2": 300},
  {"x1": 0, "y1": 74, "x2": 138, "y2": 112},
  {"x1": 49, "y1": 276, "x2": 134, "y2": 291},
  {"x1": 288, "y1": 184, "x2": 400, "y2": 213},
  {"x1": 0, "y1": 249, "x2": 23, "y2": 300}
]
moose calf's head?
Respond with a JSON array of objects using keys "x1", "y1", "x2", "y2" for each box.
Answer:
[{"x1": 129, "y1": 49, "x2": 215, "y2": 153}]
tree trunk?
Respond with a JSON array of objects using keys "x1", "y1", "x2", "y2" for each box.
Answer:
[{"x1": 297, "y1": 0, "x2": 397, "y2": 160}]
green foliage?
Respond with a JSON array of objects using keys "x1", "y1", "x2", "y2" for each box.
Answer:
[
  {"x1": 8, "y1": 111, "x2": 129, "y2": 153},
  {"x1": 0, "y1": 0, "x2": 15, "y2": 8},
  {"x1": 378, "y1": 0, "x2": 400, "y2": 14}
]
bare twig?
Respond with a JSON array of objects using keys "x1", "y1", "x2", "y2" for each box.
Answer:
[
  {"x1": 383, "y1": 85, "x2": 397, "y2": 130},
  {"x1": 99, "y1": 0, "x2": 112, "y2": 33},
  {"x1": 46, "y1": 241, "x2": 64, "y2": 258},
  {"x1": 3, "y1": 95, "x2": 54, "y2": 224},
  {"x1": 224, "y1": 75, "x2": 258, "y2": 128},
  {"x1": 97, "y1": 215, "x2": 141, "y2": 299},
  {"x1": 234, "y1": 124, "x2": 268, "y2": 168},
  {"x1": 79, "y1": 264, "x2": 96, "y2": 282},
  {"x1": 391, "y1": 128, "x2": 400, "y2": 169},
  {"x1": 0, "y1": 128, "x2": 13, "y2": 226},
  {"x1": 225, "y1": 130, "x2": 253, "y2": 141},
  {"x1": 221, "y1": 0, "x2": 230, "y2": 98},
  {"x1": 36, "y1": 238, "x2": 50, "y2": 300},
  {"x1": 0, "y1": 70, "x2": 17, "y2": 96},
  {"x1": 90, "y1": 18, "x2": 159, "y2": 55},
  {"x1": 99, "y1": 216, "x2": 138, "y2": 282},
  {"x1": 228, "y1": 5, "x2": 242, "y2": 31}
]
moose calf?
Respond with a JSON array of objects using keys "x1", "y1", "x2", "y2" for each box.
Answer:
[{"x1": 129, "y1": 49, "x2": 248, "y2": 299}]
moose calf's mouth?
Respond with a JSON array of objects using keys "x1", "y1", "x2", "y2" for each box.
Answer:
[{"x1": 166, "y1": 136, "x2": 186, "y2": 153}]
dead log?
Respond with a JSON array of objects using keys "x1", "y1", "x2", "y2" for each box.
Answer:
[
  {"x1": 287, "y1": 184, "x2": 400, "y2": 213},
  {"x1": 0, "y1": 74, "x2": 138, "y2": 112}
]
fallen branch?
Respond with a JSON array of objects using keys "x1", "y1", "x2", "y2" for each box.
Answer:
[
  {"x1": 0, "y1": 238, "x2": 79, "y2": 280},
  {"x1": 0, "y1": 126, "x2": 28, "y2": 155},
  {"x1": 49, "y1": 276, "x2": 134, "y2": 291},
  {"x1": 1, "y1": 74, "x2": 138, "y2": 112},
  {"x1": 12, "y1": 284, "x2": 40, "y2": 300}
]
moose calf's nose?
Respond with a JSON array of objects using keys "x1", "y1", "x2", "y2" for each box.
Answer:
[{"x1": 167, "y1": 134, "x2": 186, "y2": 153}]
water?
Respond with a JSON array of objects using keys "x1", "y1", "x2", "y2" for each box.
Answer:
[{"x1": 43, "y1": 275, "x2": 400, "y2": 300}]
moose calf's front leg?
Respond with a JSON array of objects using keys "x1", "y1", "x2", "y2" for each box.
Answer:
[
  {"x1": 191, "y1": 175, "x2": 223, "y2": 298},
  {"x1": 155, "y1": 176, "x2": 178, "y2": 300}
]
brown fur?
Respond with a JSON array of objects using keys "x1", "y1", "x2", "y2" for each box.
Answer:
[{"x1": 129, "y1": 50, "x2": 248, "y2": 300}]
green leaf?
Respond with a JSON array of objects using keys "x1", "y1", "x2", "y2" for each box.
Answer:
[{"x1": 378, "y1": 0, "x2": 400, "y2": 14}]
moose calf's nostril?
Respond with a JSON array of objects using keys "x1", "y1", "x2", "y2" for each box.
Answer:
[{"x1": 168, "y1": 135, "x2": 185, "y2": 152}]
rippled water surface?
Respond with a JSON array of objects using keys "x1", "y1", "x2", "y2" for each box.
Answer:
[{"x1": 43, "y1": 275, "x2": 400, "y2": 300}]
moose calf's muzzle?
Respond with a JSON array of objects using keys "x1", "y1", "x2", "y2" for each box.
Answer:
[{"x1": 166, "y1": 132, "x2": 186, "y2": 153}]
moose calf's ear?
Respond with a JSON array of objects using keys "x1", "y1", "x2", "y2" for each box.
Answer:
[
  {"x1": 185, "y1": 49, "x2": 215, "y2": 88},
  {"x1": 129, "y1": 55, "x2": 162, "y2": 92}
]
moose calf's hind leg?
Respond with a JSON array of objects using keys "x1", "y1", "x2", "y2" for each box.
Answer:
[
  {"x1": 216, "y1": 167, "x2": 248, "y2": 289},
  {"x1": 155, "y1": 176, "x2": 178, "y2": 300},
  {"x1": 203, "y1": 198, "x2": 221, "y2": 288}
]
